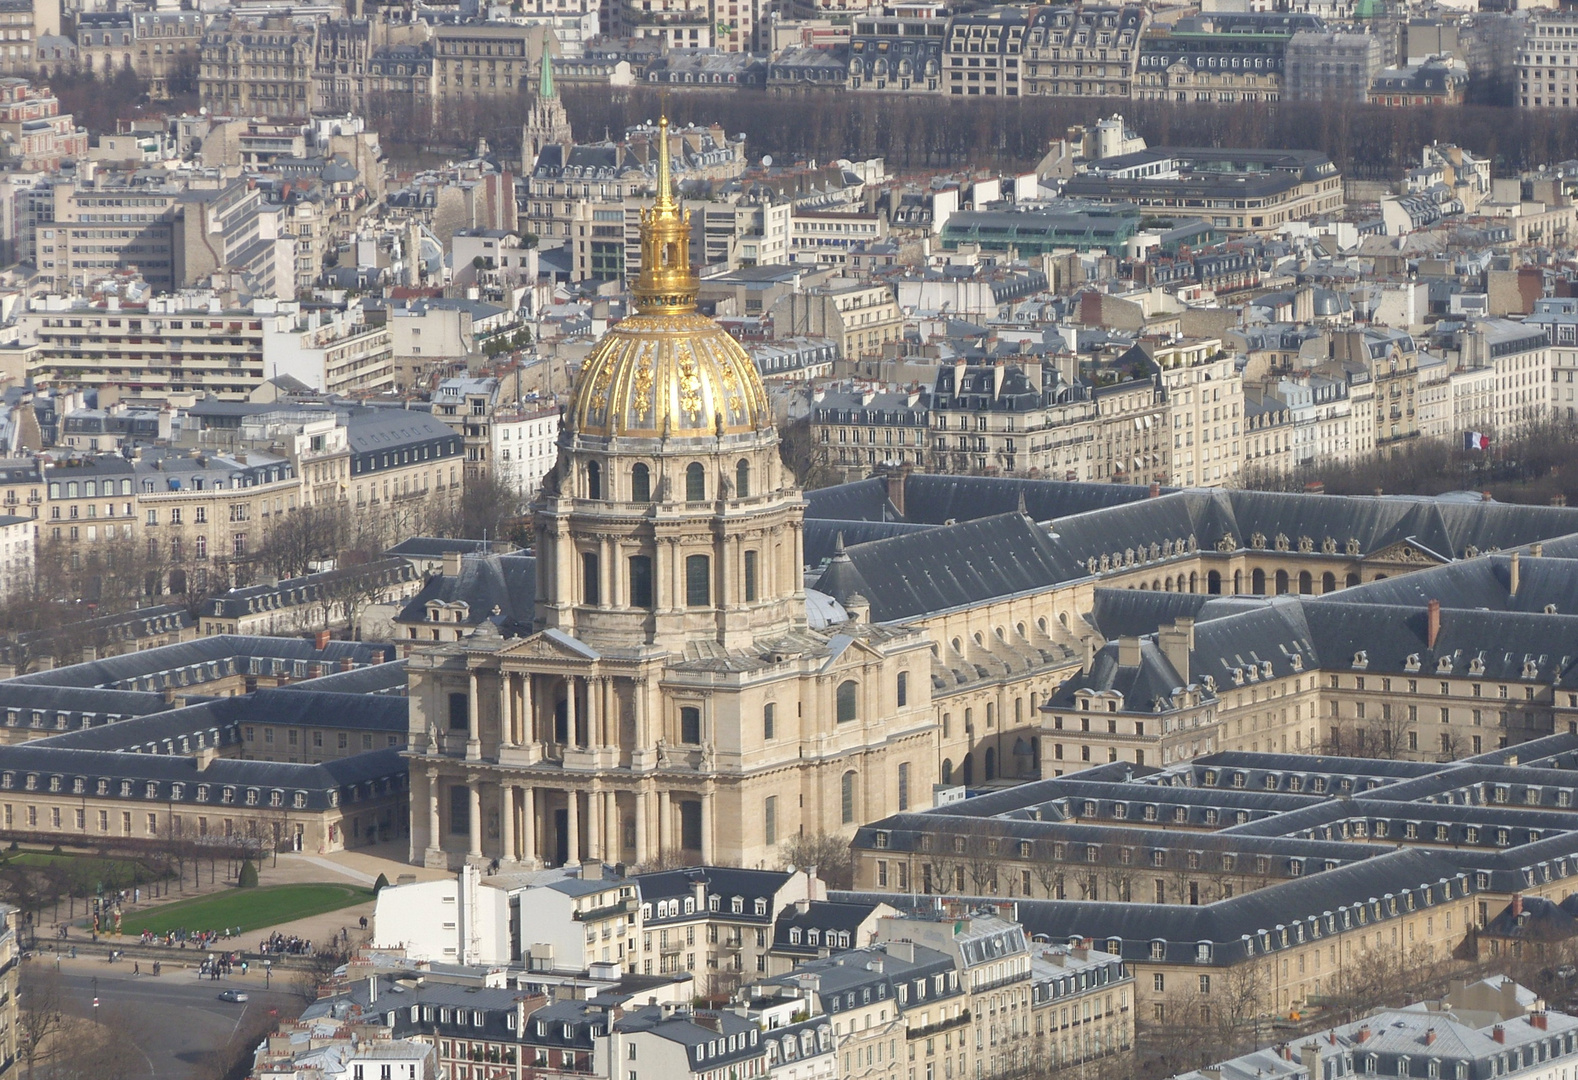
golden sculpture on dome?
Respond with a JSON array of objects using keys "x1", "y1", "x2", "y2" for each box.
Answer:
[{"x1": 568, "y1": 116, "x2": 771, "y2": 441}]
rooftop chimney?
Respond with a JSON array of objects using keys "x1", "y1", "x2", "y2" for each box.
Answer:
[
  {"x1": 1512, "y1": 893, "x2": 1523, "y2": 918},
  {"x1": 1117, "y1": 636, "x2": 1143, "y2": 668},
  {"x1": 1148, "y1": 481, "x2": 1161, "y2": 498},
  {"x1": 1357, "y1": 1026, "x2": 1371, "y2": 1043},
  {"x1": 443, "y1": 550, "x2": 463, "y2": 577},
  {"x1": 315, "y1": 629, "x2": 330, "y2": 651},
  {"x1": 1532, "y1": 542, "x2": 1545, "y2": 558},
  {"x1": 1427, "y1": 599, "x2": 1441, "y2": 650},
  {"x1": 1425, "y1": 1028, "x2": 1437, "y2": 1045},
  {"x1": 1157, "y1": 617, "x2": 1194, "y2": 684},
  {"x1": 1510, "y1": 551, "x2": 1521, "y2": 598},
  {"x1": 1493, "y1": 1025, "x2": 1506, "y2": 1043}
]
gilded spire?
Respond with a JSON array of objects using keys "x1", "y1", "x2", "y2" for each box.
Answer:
[{"x1": 632, "y1": 115, "x2": 697, "y2": 315}]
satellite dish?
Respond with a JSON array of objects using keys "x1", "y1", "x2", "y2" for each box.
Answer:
[{"x1": 762, "y1": 155, "x2": 773, "y2": 168}]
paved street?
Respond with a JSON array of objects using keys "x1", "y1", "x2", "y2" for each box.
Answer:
[{"x1": 40, "y1": 961, "x2": 302, "y2": 1078}]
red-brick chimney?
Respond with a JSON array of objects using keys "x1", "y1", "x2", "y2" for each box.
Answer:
[
  {"x1": 315, "y1": 629, "x2": 331, "y2": 650},
  {"x1": 1513, "y1": 893, "x2": 1524, "y2": 917},
  {"x1": 1493, "y1": 1025, "x2": 1506, "y2": 1043}
]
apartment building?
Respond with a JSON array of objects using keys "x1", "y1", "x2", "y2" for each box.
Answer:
[
  {"x1": 0, "y1": 513, "x2": 33, "y2": 597},
  {"x1": 17, "y1": 294, "x2": 391, "y2": 399},
  {"x1": 35, "y1": 180, "x2": 182, "y2": 294},
  {"x1": 431, "y1": 23, "x2": 551, "y2": 110},
  {"x1": 134, "y1": 449, "x2": 298, "y2": 595},
  {"x1": 768, "y1": 279, "x2": 903, "y2": 361},
  {"x1": 1146, "y1": 337, "x2": 1245, "y2": 488},
  {"x1": 1065, "y1": 149, "x2": 1344, "y2": 235},
  {"x1": 492, "y1": 402, "x2": 559, "y2": 497},
  {"x1": 942, "y1": 7, "x2": 1029, "y2": 97},
  {"x1": 1524, "y1": 296, "x2": 1578, "y2": 422},
  {"x1": 432, "y1": 376, "x2": 500, "y2": 481},
  {"x1": 0, "y1": 78, "x2": 84, "y2": 172},
  {"x1": 1518, "y1": 9, "x2": 1578, "y2": 110},
  {"x1": 0, "y1": 0, "x2": 59, "y2": 75},
  {"x1": 1332, "y1": 327, "x2": 1419, "y2": 450},
  {"x1": 1022, "y1": 5, "x2": 1147, "y2": 100},
  {"x1": 847, "y1": 14, "x2": 946, "y2": 93},
  {"x1": 198, "y1": 15, "x2": 319, "y2": 119},
  {"x1": 1283, "y1": 30, "x2": 1383, "y2": 102}
]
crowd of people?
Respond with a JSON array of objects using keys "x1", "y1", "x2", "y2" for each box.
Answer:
[
  {"x1": 139, "y1": 927, "x2": 237, "y2": 949},
  {"x1": 259, "y1": 932, "x2": 315, "y2": 956}
]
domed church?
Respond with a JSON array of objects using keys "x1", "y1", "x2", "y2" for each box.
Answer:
[{"x1": 407, "y1": 120, "x2": 937, "y2": 872}]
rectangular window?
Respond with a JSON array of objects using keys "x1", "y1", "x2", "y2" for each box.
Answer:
[
  {"x1": 680, "y1": 706, "x2": 701, "y2": 744},
  {"x1": 582, "y1": 551, "x2": 599, "y2": 606},
  {"x1": 449, "y1": 784, "x2": 470, "y2": 835},
  {"x1": 764, "y1": 795, "x2": 777, "y2": 846},
  {"x1": 685, "y1": 554, "x2": 710, "y2": 607},
  {"x1": 629, "y1": 555, "x2": 653, "y2": 607},
  {"x1": 449, "y1": 693, "x2": 469, "y2": 730},
  {"x1": 763, "y1": 702, "x2": 775, "y2": 741},
  {"x1": 898, "y1": 762, "x2": 910, "y2": 811},
  {"x1": 743, "y1": 550, "x2": 759, "y2": 603}
]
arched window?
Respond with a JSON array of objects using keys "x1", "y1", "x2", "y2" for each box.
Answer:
[
  {"x1": 685, "y1": 555, "x2": 710, "y2": 606},
  {"x1": 896, "y1": 671, "x2": 908, "y2": 707},
  {"x1": 582, "y1": 551, "x2": 599, "y2": 605},
  {"x1": 1275, "y1": 570, "x2": 1290, "y2": 595},
  {"x1": 1207, "y1": 570, "x2": 1222, "y2": 595},
  {"x1": 841, "y1": 770, "x2": 857, "y2": 824},
  {"x1": 629, "y1": 555, "x2": 653, "y2": 607},
  {"x1": 686, "y1": 462, "x2": 705, "y2": 502},
  {"x1": 836, "y1": 680, "x2": 858, "y2": 723},
  {"x1": 736, "y1": 459, "x2": 751, "y2": 498},
  {"x1": 1298, "y1": 571, "x2": 1313, "y2": 595},
  {"x1": 631, "y1": 463, "x2": 651, "y2": 502},
  {"x1": 985, "y1": 747, "x2": 996, "y2": 780},
  {"x1": 1322, "y1": 571, "x2": 1337, "y2": 593},
  {"x1": 941, "y1": 758, "x2": 953, "y2": 784},
  {"x1": 1251, "y1": 568, "x2": 1266, "y2": 595},
  {"x1": 1345, "y1": 572, "x2": 1361, "y2": 588},
  {"x1": 586, "y1": 461, "x2": 601, "y2": 500}
]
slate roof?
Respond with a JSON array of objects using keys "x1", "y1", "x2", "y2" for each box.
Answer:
[
  {"x1": 822, "y1": 512, "x2": 1086, "y2": 623},
  {"x1": 396, "y1": 554, "x2": 537, "y2": 633}
]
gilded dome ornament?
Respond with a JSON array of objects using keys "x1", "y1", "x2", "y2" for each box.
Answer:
[{"x1": 567, "y1": 115, "x2": 771, "y2": 441}]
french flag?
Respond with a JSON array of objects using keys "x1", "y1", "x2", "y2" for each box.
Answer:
[{"x1": 1464, "y1": 432, "x2": 1490, "y2": 451}]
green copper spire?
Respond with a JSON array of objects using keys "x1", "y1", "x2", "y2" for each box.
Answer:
[{"x1": 539, "y1": 50, "x2": 555, "y2": 100}]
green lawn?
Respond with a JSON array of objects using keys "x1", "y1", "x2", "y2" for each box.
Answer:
[
  {"x1": 116, "y1": 883, "x2": 373, "y2": 938},
  {"x1": 3, "y1": 850, "x2": 165, "y2": 888}
]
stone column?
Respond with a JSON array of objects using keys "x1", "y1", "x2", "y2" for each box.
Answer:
[
  {"x1": 426, "y1": 768, "x2": 441, "y2": 855},
  {"x1": 701, "y1": 789, "x2": 715, "y2": 865},
  {"x1": 634, "y1": 787, "x2": 649, "y2": 864},
  {"x1": 566, "y1": 789, "x2": 581, "y2": 866},
  {"x1": 498, "y1": 673, "x2": 512, "y2": 749},
  {"x1": 634, "y1": 679, "x2": 649, "y2": 754},
  {"x1": 604, "y1": 790, "x2": 619, "y2": 862},
  {"x1": 587, "y1": 676, "x2": 602, "y2": 752},
  {"x1": 499, "y1": 783, "x2": 515, "y2": 860},
  {"x1": 588, "y1": 784, "x2": 604, "y2": 861},
  {"x1": 598, "y1": 537, "x2": 612, "y2": 610},
  {"x1": 657, "y1": 790, "x2": 671, "y2": 857},
  {"x1": 466, "y1": 671, "x2": 481, "y2": 759},
  {"x1": 521, "y1": 674, "x2": 534, "y2": 745},
  {"x1": 467, "y1": 780, "x2": 482, "y2": 859},
  {"x1": 610, "y1": 541, "x2": 624, "y2": 608},
  {"x1": 522, "y1": 786, "x2": 537, "y2": 864},
  {"x1": 565, "y1": 676, "x2": 578, "y2": 747}
]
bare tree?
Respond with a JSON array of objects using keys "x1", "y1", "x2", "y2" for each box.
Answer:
[
  {"x1": 17, "y1": 966, "x2": 67, "y2": 1080},
  {"x1": 778, "y1": 832, "x2": 853, "y2": 891}
]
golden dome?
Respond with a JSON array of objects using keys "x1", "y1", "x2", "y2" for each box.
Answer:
[{"x1": 568, "y1": 116, "x2": 771, "y2": 440}]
